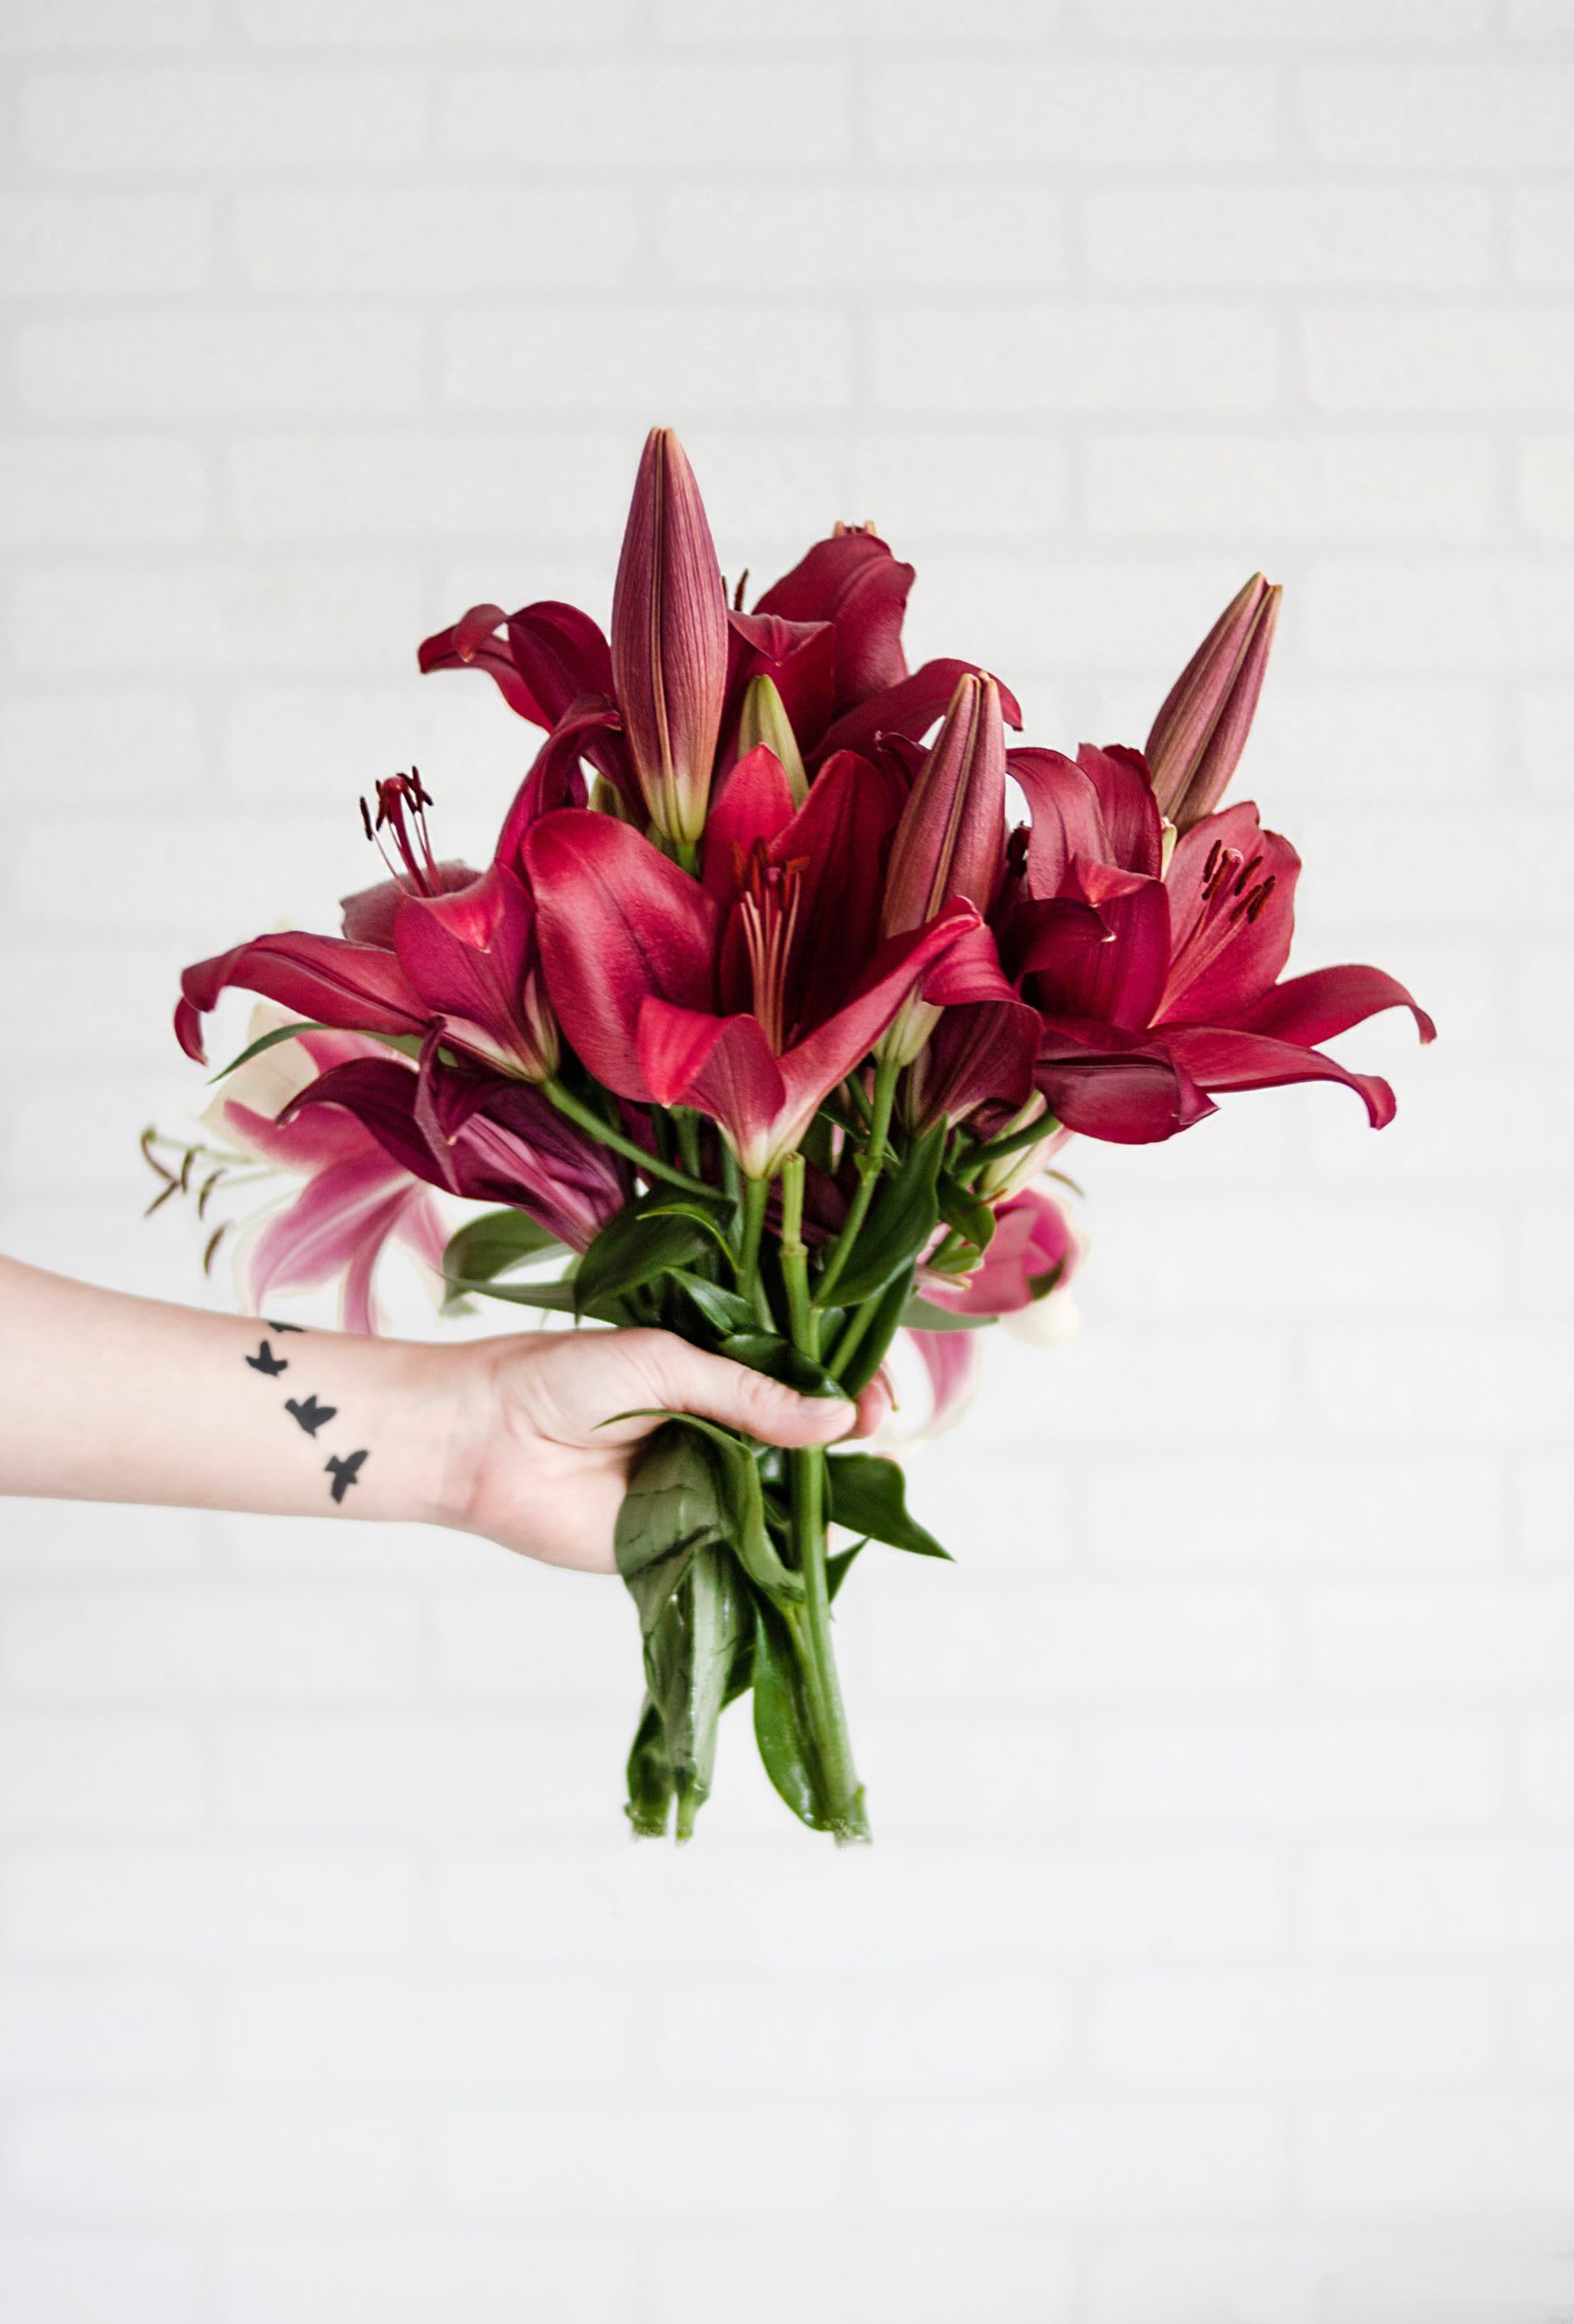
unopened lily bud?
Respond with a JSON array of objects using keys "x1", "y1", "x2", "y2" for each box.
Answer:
[
  {"x1": 610, "y1": 427, "x2": 729, "y2": 851},
  {"x1": 1145, "y1": 573, "x2": 1281, "y2": 834},
  {"x1": 976, "y1": 1092, "x2": 1051, "y2": 1200},
  {"x1": 738, "y1": 673, "x2": 808, "y2": 806},
  {"x1": 882, "y1": 672, "x2": 1006, "y2": 937},
  {"x1": 879, "y1": 671, "x2": 1006, "y2": 1069}
]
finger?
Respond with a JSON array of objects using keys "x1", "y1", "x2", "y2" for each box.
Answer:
[
  {"x1": 611, "y1": 1330, "x2": 856, "y2": 1449},
  {"x1": 850, "y1": 1375, "x2": 891, "y2": 1439}
]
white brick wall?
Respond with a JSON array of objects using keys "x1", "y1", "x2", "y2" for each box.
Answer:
[{"x1": 1, "y1": 1, "x2": 1569, "y2": 2317}]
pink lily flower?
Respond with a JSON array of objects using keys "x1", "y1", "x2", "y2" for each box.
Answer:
[{"x1": 206, "y1": 1016, "x2": 448, "y2": 1336}]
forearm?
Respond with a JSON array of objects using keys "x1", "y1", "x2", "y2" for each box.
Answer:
[{"x1": 0, "y1": 1258, "x2": 464, "y2": 1527}]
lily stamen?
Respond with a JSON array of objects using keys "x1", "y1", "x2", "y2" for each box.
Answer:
[
  {"x1": 360, "y1": 769, "x2": 442, "y2": 897},
  {"x1": 735, "y1": 842, "x2": 805, "y2": 1056}
]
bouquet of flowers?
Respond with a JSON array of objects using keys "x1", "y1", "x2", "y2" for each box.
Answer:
[{"x1": 161, "y1": 428, "x2": 1431, "y2": 1843}]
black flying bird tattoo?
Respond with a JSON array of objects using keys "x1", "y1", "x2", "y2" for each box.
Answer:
[
  {"x1": 285, "y1": 1394, "x2": 337, "y2": 1437},
  {"x1": 326, "y1": 1450, "x2": 369, "y2": 1504},
  {"x1": 245, "y1": 1341, "x2": 289, "y2": 1376},
  {"x1": 264, "y1": 1319, "x2": 305, "y2": 1334}
]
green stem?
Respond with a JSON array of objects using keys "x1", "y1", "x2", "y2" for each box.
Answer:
[
  {"x1": 778, "y1": 1150, "x2": 868, "y2": 1843},
  {"x1": 778, "y1": 1152, "x2": 813, "y2": 1350},
  {"x1": 674, "y1": 1107, "x2": 703, "y2": 1179},
  {"x1": 544, "y1": 1079, "x2": 714, "y2": 1200},
  {"x1": 737, "y1": 1173, "x2": 774, "y2": 1328},
  {"x1": 814, "y1": 1050, "x2": 900, "y2": 1308},
  {"x1": 958, "y1": 1110, "x2": 1060, "y2": 1185},
  {"x1": 827, "y1": 1297, "x2": 877, "y2": 1381}
]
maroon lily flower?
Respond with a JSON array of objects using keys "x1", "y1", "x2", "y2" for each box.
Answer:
[
  {"x1": 1009, "y1": 751, "x2": 1434, "y2": 1143},
  {"x1": 176, "y1": 773, "x2": 560, "y2": 1086},
  {"x1": 418, "y1": 441, "x2": 1025, "y2": 837},
  {"x1": 524, "y1": 747, "x2": 977, "y2": 1177}
]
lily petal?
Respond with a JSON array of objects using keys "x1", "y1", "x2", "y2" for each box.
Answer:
[
  {"x1": 754, "y1": 527, "x2": 914, "y2": 708},
  {"x1": 812, "y1": 658, "x2": 1023, "y2": 770},
  {"x1": 1160, "y1": 1022, "x2": 1399, "y2": 1128},
  {"x1": 636, "y1": 1001, "x2": 787, "y2": 1177},
  {"x1": 417, "y1": 597, "x2": 613, "y2": 728},
  {"x1": 524, "y1": 809, "x2": 718, "y2": 1099},
  {"x1": 1034, "y1": 1023, "x2": 1216, "y2": 1144},
  {"x1": 174, "y1": 932, "x2": 428, "y2": 1065},
  {"x1": 1236, "y1": 963, "x2": 1436, "y2": 1049}
]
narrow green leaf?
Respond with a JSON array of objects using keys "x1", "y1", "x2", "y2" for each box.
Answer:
[
  {"x1": 826, "y1": 1452, "x2": 951, "y2": 1560},
  {"x1": 833, "y1": 1270, "x2": 913, "y2": 1397},
  {"x1": 672, "y1": 1270, "x2": 760, "y2": 1338},
  {"x1": 625, "y1": 1694, "x2": 674, "y2": 1838},
  {"x1": 752, "y1": 1601, "x2": 831, "y2": 1832},
  {"x1": 938, "y1": 1177, "x2": 998, "y2": 1255},
  {"x1": 442, "y1": 1208, "x2": 564, "y2": 1290},
  {"x1": 207, "y1": 1019, "x2": 330, "y2": 1083},
  {"x1": 575, "y1": 1206, "x2": 708, "y2": 1315},
  {"x1": 715, "y1": 1331, "x2": 843, "y2": 1400},
  {"x1": 821, "y1": 1122, "x2": 946, "y2": 1308},
  {"x1": 899, "y1": 1294, "x2": 999, "y2": 1334},
  {"x1": 657, "y1": 1415, "x2": 804, "y2": 1605},
  {"x1": 825, "y1": 1541, "x2": 864, "y2": 1601},
  {"x1": 644, "y1": 1545, "x2": 746, "y2": 1837}
]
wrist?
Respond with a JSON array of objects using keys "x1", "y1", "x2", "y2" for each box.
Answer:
[
  {"x1": 396, "y1": 1336, "x2": 505, "y2": 1534},
  {"x1": 359, "y1": 1337, "x2": 487, "y2": 1531}
]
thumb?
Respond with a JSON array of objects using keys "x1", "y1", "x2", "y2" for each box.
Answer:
[{"x1": 613, "y1": 1331, "x2": 857, "y2": 1450}]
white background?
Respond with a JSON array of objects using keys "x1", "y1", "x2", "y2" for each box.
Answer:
[{"x1": 1, "y1": 2, "x2": 1571, "y2": 2319}]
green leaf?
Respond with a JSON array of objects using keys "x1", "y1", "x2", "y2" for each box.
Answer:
[
  {"x1": 625, "y1": 1694, "x2": 674, "y2": 1838},
  {"x1": 826, "y1": 1452, "x2": 951, "y2": 1561},
  {"x1": 640, "y1": 1195, "x2": 737, "y2": 1262},
  {"x1": 442, "y1": 1208, "x2": 564, "y2": 1291},
  {"x1": 614, "y1": 1424, "x2": 724, "y2": 1636},
  {"x1": 833, "y1": 1271, "x2": 913, "y2": 1397},
  {"x1": 900, "y1": 1295, "x2": 999, "y2": 1334},
  {"x1": 820, "y1": 1122, "x2": 945, "y2": 1308},
  {"x1": 657, "y1": 1414, "x2": 804, "y2": 1605},
  {"x1": 447, "y1": 1274, "x2": 634, "y2": 1325},
  {"x1": 825, "y1": 1541, "x2": 864, "y2": 1601},
  {"x1": 938, "y1": 1178, "x2": 998, "y2": 1255},
  {"x1": 752, "y1": 1601, "x2": 831, "y2": 1832},
  {"x1": 644, "y1": 1545, "x2": 746, "y2": 1838},
  {"x1": 575, "y1": 1204, "x2": 709, "y2": 1315},
  {"x1": 210, "y1": 1020, "x2": 427, "y2": 1087},
  {"x1": 672, "y1": 1270, "x2": 760, "y2": 1338},
  {"x1": 715, "y1": 1330, "x2": 844, "y2": 1400},
  {"x1": 207, "y1": 1019, "x2": 330, "y2": 1083}
]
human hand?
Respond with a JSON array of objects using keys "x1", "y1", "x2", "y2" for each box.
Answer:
[{"x1": 436, "y1": 1326, "x2": 890, "y2": 1572}]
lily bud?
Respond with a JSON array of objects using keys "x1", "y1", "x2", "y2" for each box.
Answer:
[
  {"x1": 880, "y1": 670, "x2": 1006, "y2": 1069},
  {"x1": 610, "y1": 427, "x2": 729, "y2": 852},
  {"x1": 882, "y1": 672, "x2": 1006, "y2": 937},
  {"x1": 737, "y1": 672, "x2": 808, "y2": 806},
  {"x1": 1145, "y1": 573, "x2": 1281, "y2": 835},
  {"x1": 975, "y1": 1092, "x2": 1052, "y2": 1201}
]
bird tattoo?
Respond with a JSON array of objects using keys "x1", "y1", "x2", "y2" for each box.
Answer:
[
  {"x1": 285, "y1": 1394, "x2": 336, "y2": 1436},
  {"x1": 325, "y1": 1450, "x2": 369, "y2": 1504},
  {"x1": 245, "y1": 1341, "x2": 288, "y2": 1376}
]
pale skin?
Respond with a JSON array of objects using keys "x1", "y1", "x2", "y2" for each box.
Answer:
[{"x1": 0, "y1": 1257, "x2": 887, "y2": 1574}]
